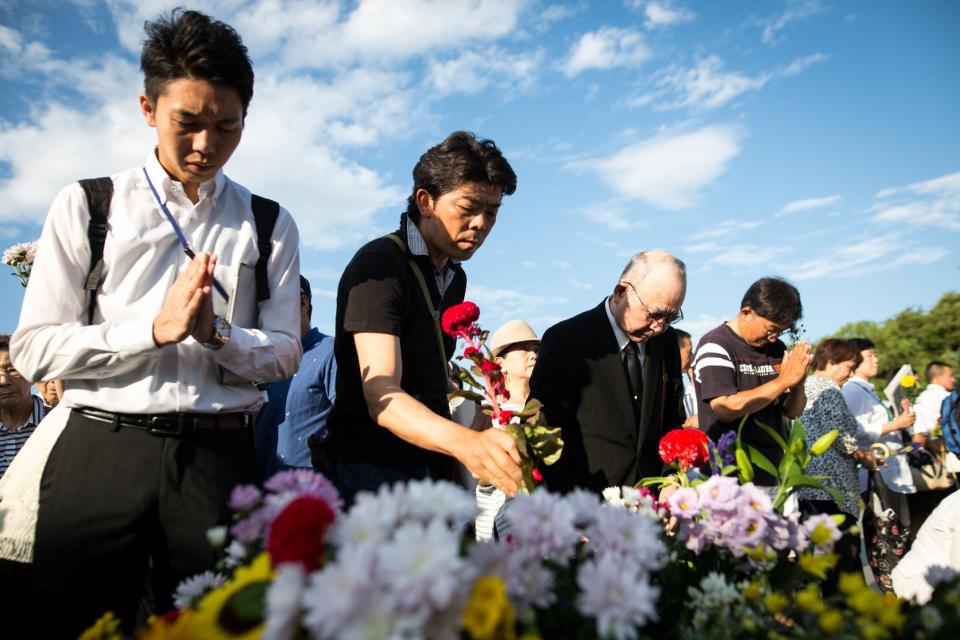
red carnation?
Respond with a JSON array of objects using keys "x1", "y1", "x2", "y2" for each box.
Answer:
[
  {"x1": 480, "y1": 359, "x2": 502, "y2": 375},
  {"x1": 463, "y1": 346, "x2": 481, "y2": 360},
  {"x1": 531, "y1": 468, "x2": 544, "y2": 482},
  {"x1": 267, "y1": 495, "x2": 336, "y2": 573},
  {"x1": 441, "y1": 301, "x2": 480, "y2": 337},
  {"x1": 658, "y1": 428, "x2": 710, "y2": 468}
]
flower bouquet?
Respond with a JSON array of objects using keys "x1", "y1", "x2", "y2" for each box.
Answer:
[
  {"x1": 442, "y1": 301, "x2": 562, "y2": 491},
  {"x1": 2, "y1": 240, "x2": 38, "y2": 287}
]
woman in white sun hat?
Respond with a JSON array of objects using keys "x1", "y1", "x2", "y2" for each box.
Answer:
[{"x1": 474, "y1": 319, "x2": 540, "y2": 541}]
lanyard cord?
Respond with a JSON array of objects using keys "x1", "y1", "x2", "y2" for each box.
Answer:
[{"x1": 143, "y1": 167, "x2": 229, "y2": 302}]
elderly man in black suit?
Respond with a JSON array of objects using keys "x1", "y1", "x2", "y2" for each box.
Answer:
[{"x1": 530, "y1": 250, "x2": 687, "y2": 493}]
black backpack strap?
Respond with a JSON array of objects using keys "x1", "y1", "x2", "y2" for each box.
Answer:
[
  {"x1": 79, "y1": 177, "x2": 113, "y2": 325},
  {"x1": 251, "y1": 194, "x2": 280, "y2": 303}
]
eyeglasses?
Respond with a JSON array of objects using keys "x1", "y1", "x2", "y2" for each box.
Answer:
[{"x1": 622, "y1": 281, "x2": 683, "y2": 325}]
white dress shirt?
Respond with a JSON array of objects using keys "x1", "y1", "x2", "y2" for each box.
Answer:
[
  {"x1": 604, "y1": 296, "x2": 645, "y2": 367},
  {"x1": 842, "y1": 376, "x2": 915, "y2": 493},
  {"x1": 914, "y1": 383, "x2": 950, "y2": 436},
  {"x1": 892, "y1": 489, "x2": 960, "y2": 603},
  {"x1": 11, "y1": 150, "x2": 302, "y2": 414}
]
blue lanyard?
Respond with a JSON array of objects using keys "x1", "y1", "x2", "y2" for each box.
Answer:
[{"x1": 143, "y1": 167, "x2": 229, "y2": 302}]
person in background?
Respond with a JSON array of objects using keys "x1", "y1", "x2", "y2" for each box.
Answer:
[
  {"x1": 676, "y1": 328, "x2": 698, "y2": 429},
  {"x1": 843, "y1": 337, "x2": 917, "y2": 592},
  {"x1": 36, "y1": 380, "x2": 63, "y2": 409},
  {"x1": 692, "y1": 277, "x2": 810, "y2": 488},
  {"x1": 474, "y1": 320, "x2": 539, "y2": 541},
  {"x1": 892, "y1": 489, "x2": 960, "y2": 604},
  {"x1": 254, "y1": 276, "x2": 336, "y2": 478},
  {"x1": 907, "y1": 361, "x2": 957, "y2": 542},
  {"x1": 914, "y1": 361, "x2": 955, "y2": 446},
  {"x1": 531, "y1": 250, "x2": 686, "y2": 494},
  {"x1": 797, "y1": 338, "x2": 875, "y2": 591},
  {"x1": 0, "y1": 334, "x2": 47, "y2": 479}
]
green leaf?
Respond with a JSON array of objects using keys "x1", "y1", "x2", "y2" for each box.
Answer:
[
  {"x1": 736, "y1": 448, "x2": 754, "y2": 483},
  {"x1": 218, "y1": 581, "x2": 269, "y2": 634},
  {"x1": 809, "y1": 429, "x2": 840, "y2": 456},
  {"x1": 447, "y1": 389, "x2": 485, "y2": 403},
  {"x1": 637, "y1": 476, "x2": 669, "y2": 487},
  {"x1": 746, "y1": 445, "x2": 779, "y2": 482},
  {"x1": 753, "y1": 419, "x2": 788, "y2": 452}
]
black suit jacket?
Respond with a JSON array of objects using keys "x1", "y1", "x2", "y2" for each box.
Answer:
[{"x1": 529, "y1": 301, "x2": 685, "y2": 493}]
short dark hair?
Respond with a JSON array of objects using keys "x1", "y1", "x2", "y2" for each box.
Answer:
[
  {"x1": 675, "y1": 329, "x2": 691, "y2": 343},
  {"x1": 848, "y1": 338, "x2": 876, "y2": 352},
  {"x1": 740, "y1": 277, "x2": 803, "y2": 328},
  {"x1": 141, "y1": 9, "x2": 254, "y2": 116},
  {"x1": 926, "y1": 361, "x2": 952, "y2": 383},
  {"x1": 405, "y1": 131, "x2": 517, "y2": 224},
  {"x1": 812, "y1": 338, "x2": 862, "y2": 371},
  {"x1": 299, "y1": 275, "x2": 313, "y2": 321},
  {"x1": 0, "y1": 334, "x2": 9, "y2": 352}
]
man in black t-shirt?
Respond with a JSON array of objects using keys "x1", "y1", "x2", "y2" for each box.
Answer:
[
  {"x1": 692, "y1": 277, "x2": 811, "y2": 485},
  {"x1": 322, "y1": 131, "x2": 522, "y2": 504}
]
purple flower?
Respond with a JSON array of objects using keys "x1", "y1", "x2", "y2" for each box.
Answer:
[
  {"x1": 667, "y1": 487, "x2": 700, "y2": 518},
  {"x1": 695, "y1": 475, "x2": 740, "y2": 515},
  {"x1": 264, "y1": 469, "x2": 343, "y2": 512},
  {"x1": 229, "y1": 484, "x2": 263, "y2": 512},
  {"x1": 715, "y1": 431, "x2": 737, "y2": 466},
  {"x1": 230, "y1": 511, "x2": 268, "y2": 544}
]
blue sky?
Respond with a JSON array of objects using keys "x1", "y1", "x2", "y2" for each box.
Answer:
[{"x1": 1, "y1": 0, "x2": 957, "y2": 345}]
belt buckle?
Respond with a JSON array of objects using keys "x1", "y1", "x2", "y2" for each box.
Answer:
[{"x1": 147, "y1": 415, "x2": 186, "y2": 436}]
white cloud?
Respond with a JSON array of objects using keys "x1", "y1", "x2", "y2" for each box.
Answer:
[
  {"x1": 642, "y1": 2, "x2": 695, "y2": 30},
  {"x1": 552, "y1": 260, "x2": 572, "y2": 269},
  {"x1": 759, "y1": 0, "x2": 825, "y2": 45},
  {"x1": 871, "y1": 170, "x2": 960, "y2": 231},
  {"x1": 676, "y1": 312, "x2": 723, "y2": 342},
  {"x1": 562, "y1": 27, "x2": 650, "y2": 76},
  {"x1": 630, "y1": 53, "x2": 827, "y2": 111},
  {"x1": 465, "y1": 284, "x2": 569, "y2": 332},
  {"x1": 578, "y1": 125, "x2": 743, "y2": 210},
  {"x1": 569, "y1": 278, "x2": 594, "y2": 290},
  {"x1": 774, "y1": 194, "x2": 842, "y2": 217},
  {"x1": 789, "y1": 233, "x2": 947, "y2": 280},
  {"x1": 427, "y1": 48, "x2": 542, "y2": 97},
  {"x1": 582, "y1": 202, "x2": 650, "y2": 231},
  {"x1": 700, "y1": 245, "x2": 781, "y2": 270},
  {"x1": 690, "y1": 218, "x2": 764, "y2": 240}
]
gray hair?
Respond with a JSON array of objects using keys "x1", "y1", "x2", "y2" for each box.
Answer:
[{"x1": 619, "y1": 250, "x2": 686, "y2": 284}]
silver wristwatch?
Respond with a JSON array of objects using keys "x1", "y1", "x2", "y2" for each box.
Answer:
[{"x1": 202, "y1": 315, "x2": 231, "y2": 350}]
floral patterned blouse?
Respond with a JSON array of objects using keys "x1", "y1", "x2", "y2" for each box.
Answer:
[{"x1": 797, "y1": 375, "x2": 861, "y2": 517}]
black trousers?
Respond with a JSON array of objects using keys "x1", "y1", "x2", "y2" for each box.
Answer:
[{"x1": 30, "y1": 411, "x2": 257, "y2": 638}]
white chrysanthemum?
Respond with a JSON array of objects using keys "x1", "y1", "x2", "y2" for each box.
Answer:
[
  {"x1": 206, "y1": 525, "x2": 228, "y2": 548},
  {"x1": 224, "y1": 540, "x2": 249, "y2": 568},
  {"x1": 920, "y1": 605, "x2": 944, "y2": 632},
  {"x1": 330, "y1": 491, "x2": 401, "y2": 547},
  {"x1": 577, "y1": 555, "x2": 659, "y2": 640},
  {"x1": 506, "y1": 549, "x2": 556, "y2": 609},
  {"x1": 173, "y1": 570, "x2": 226, "y2": 609},
  {"x1": 263, "y1": 564, "x2": 307, "y2": 640},
  {"x1": 402, "y1": 479, "x2": 477, "y2": 527},
  {"x1": 586, "y1": 505, "x2": 666, "y2": 572},
  {"x1": 337, "y1": 597, "x2": 405, "y2": 640},
  {"x1": 689, "y1": 572, "x2": 741, "y2": 612},
  {"x1": 377, "y1": 519, "x2": 469, "y2": 613},
  {"x1": 602, "y1": 486, "x2": 622, "y2": 505},
  {"x1": 505, "y1": 489, "x2": 579, "y2": 563},
  {"x1": 302, "y1": 544, "x2": 376, "y2": 639},
  {"x1": 2, "y1": 241, "x2": 37, "y2": 265},
  {"x1": 566, "y1": 488, "x2": 603, "y2": 528}
]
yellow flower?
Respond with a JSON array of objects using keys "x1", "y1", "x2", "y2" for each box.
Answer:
[
  {"x1": 838, "y1": 571, "x2": 866, "y2": 596},
  {"x1": 463, "y1": 575, "x2": 516, "y2": 640},
  {"x1": 139, "y1": 610, "x2": 198, "y2": 640},
  {"x1": 900, "y1": 375, "x2": 917, "y2": 389},
  {"x1": 190, "y1": 553, "x2": 274, "y2": 640},
  {"x1": 796, "y1": 583, "x2": 823, "y2": 614},
  {"x1": 858, "y1": 620, "x2": 889, "y2": 640},
  {"x1": 79, "y1": 611, "x2": 123, "y2": 640},
  {"x1": 744, "y1": 546, "x2": 777, "y2": 563},
  {"x1": 848, "y1": 589, "x2": 884, "y2": 617},
  {"x1": 876, "y1": 594, "x2": 905, "y2": 630},
  {"x1": 764, "y1": 592, "x2": 789, "y2": 614},
  {"x1": 818, "y1": 608, "x2": 844, "y2": 634},
  {"x1": 798, "y1": 552, "x2": 838, "y2": 579},
  {"x1": 742, "y1": 580, "x2": 762, "y2": 602}
]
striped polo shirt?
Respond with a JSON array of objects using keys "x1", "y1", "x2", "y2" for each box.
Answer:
[{"x1": 0, "y1": 394, "x2": 47, "y2": 477}]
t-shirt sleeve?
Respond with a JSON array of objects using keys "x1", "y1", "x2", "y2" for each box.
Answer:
[
  {"x1": 342, "y1": 249, "x2": 405, "y2": 336},
  {"x1": 693, "y1": 337, "x2": 738, "y2": 401}
]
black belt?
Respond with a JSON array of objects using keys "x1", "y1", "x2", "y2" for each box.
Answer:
[{"x1": 74, "y1": 407, "x2": 253, "y2": 436}]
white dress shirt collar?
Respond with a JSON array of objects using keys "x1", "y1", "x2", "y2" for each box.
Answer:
[
  {"x1": 144, "y1": 148, "x2": 226, "y2": 207},
  {"x1": 604, "y1": 296, "x2": 645, "y2": 362}
]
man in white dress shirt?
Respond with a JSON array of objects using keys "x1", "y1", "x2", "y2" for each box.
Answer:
[
  {"x1": 9, "y1": 10, "x2": 301, "y2": 635},
  {"x1": 914, "y1": 361, "x2": 955, "y2": 444}
]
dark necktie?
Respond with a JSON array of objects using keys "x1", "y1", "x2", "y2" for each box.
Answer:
[{"x1": 623, "y1": 341, "x2": 643, "y2": 405}]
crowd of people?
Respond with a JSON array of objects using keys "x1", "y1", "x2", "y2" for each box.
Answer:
[{"x1": 0, "y1": 7, "x2": 957, "y2": 637}]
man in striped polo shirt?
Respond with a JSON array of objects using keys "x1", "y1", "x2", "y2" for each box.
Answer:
[
  {"x1": 692, "y1": 277, "x2": 811, "y2": 486},
  {"x1": 0, "y1": 334, "x2": 46, "y2": 478}
]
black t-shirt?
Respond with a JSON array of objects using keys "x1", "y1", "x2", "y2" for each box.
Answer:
[
  {"x1": 693, "y1": 323, "x2": 787, "y2": 484},
  {"x1": 326, "y1": 222, "x2": 465, "y2": 467}
]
